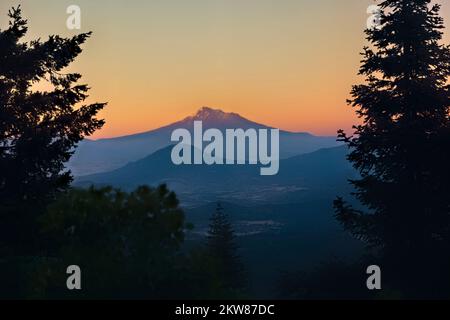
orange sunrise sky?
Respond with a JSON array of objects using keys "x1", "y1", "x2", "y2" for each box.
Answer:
[{"x1": 1, "y1": 0, "x2": 450, "y2": 139}]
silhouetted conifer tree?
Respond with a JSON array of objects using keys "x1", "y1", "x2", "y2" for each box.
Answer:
[
  {"x1": 0, "y1": 6, "x2": 105, "y2": 254},
  {"x1": 334, "y1": 0, "x2": 450, "y2": 297},
  {"x1": 207, "y1": 203, "x2": 246, "y2": 291}
]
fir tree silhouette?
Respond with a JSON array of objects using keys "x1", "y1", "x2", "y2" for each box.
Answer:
[
  {"x1": 334, "y1": 0, "x2": 450, "y2": 298},
  {"x1": 206, "y1": 203, "x2": 246, "y2": 291}
]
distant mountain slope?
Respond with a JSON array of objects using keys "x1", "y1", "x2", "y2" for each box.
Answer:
[
  {"x1": 68, "y1": 107, "x2": 341, "y2": 176},
  {"x1": 75, "y1": 145, "x2": 356, "y2": 207}
]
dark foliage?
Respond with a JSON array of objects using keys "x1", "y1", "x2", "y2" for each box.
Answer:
[{"x1": 37, "y1": 185, "x2": 187, "y2": 299}]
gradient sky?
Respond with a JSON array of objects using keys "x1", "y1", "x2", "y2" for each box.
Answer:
[{"x1": 1, "y1": 0, "x2": 449, "y2": 139}]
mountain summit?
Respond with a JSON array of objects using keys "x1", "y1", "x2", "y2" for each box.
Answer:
[
  {"x1": 173, "y1": 106, "x2": 267, "y2": 130},
  {"x1": 190, "y1": 106, "x2": 236, "y2": 121}
]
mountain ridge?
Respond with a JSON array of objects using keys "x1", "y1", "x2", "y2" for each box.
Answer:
[
  {"x1": 87, "y1": 107, "x2": 317, "y2": 142},
  {"x1": 68, "y1": 107, "x2": 342, "y2": 176}
]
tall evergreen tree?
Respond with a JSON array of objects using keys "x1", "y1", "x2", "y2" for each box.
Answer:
[
  {"x1": 0, "y1": 7, "x2": 105, "y2": 254},
  {"x1": 207, "y1": 203, "x2": 246, "y2": 291},
  {"x1": 334, "y1": 0, "x2": 450, "y2": 297}
]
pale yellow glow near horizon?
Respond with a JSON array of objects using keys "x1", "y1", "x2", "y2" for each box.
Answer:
[{"x1": 1, "y1": 0, "x2": 449, "y2": 140}]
